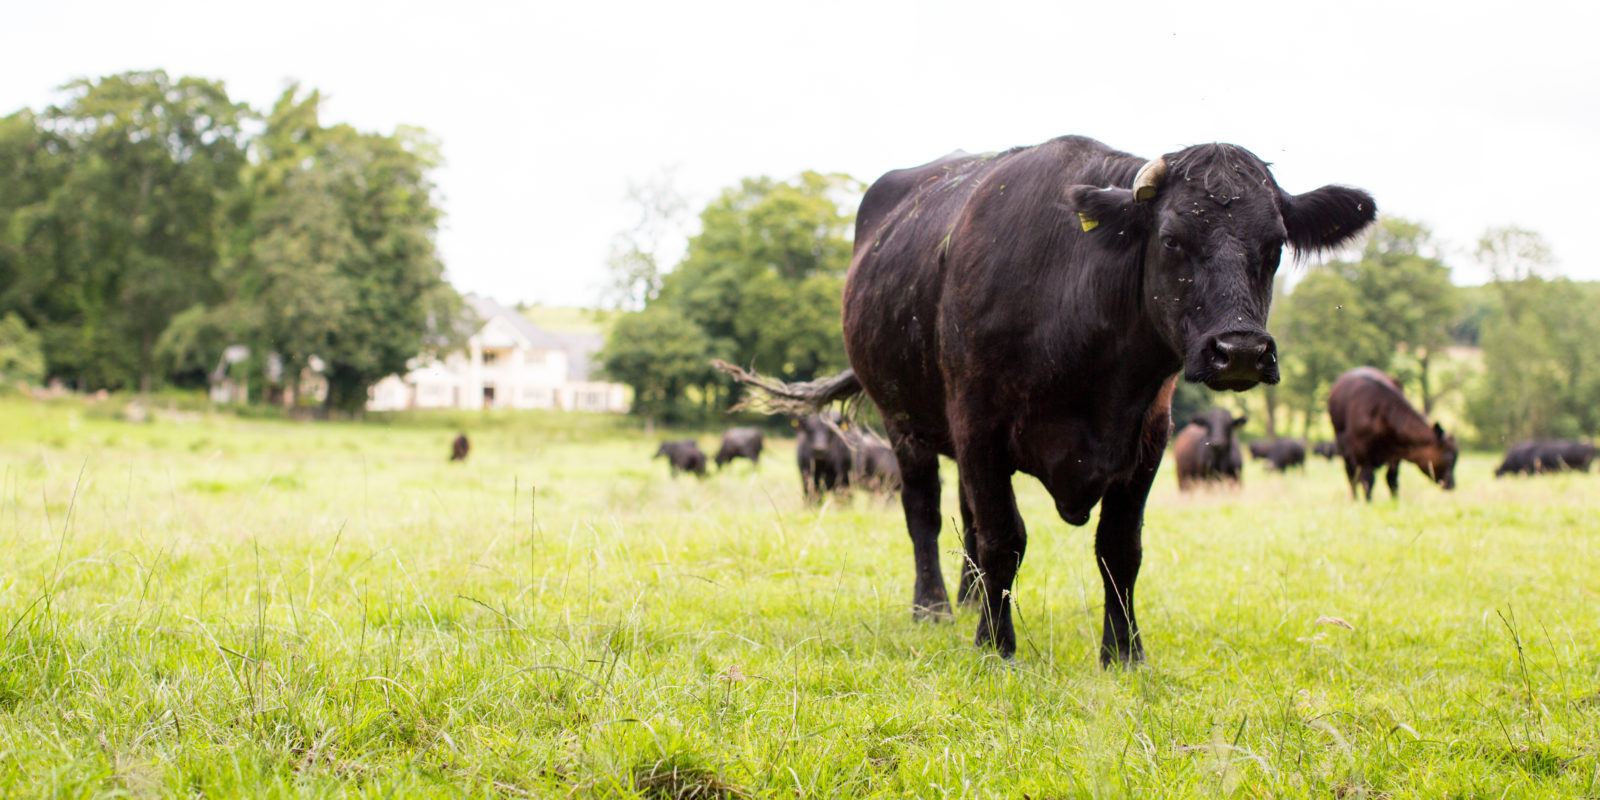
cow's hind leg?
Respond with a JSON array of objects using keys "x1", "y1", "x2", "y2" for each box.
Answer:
[
  {"x1": 1341, "y1": 457, "x2": 1358, "y2": 500},
  {"x1": 895, "y1": 440, "x2": 949, "y2": 619},
  {"x1": 1385, "y1": 461, "x2": 1400, "y2": 499},
  {"x1": 955, "y1": 482, "x2": 981, "y2": 606}
]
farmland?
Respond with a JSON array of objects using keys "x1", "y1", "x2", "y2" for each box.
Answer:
[{"x1": 0, "y1": 397, "x2": 1596, "y2": 798}]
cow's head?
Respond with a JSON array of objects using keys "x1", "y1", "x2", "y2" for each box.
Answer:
[
  {"x1": 1070, "y1": 144, "x2": 1375, "y2": 391},
  {"x1": 1190, "y1": 408, "x2": 1246, "y2": 458},
  {"x1": 1416, "y1": 422, "x2": 1458, "y2": 490}
]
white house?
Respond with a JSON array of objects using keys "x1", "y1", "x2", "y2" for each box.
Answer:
[{"x1": 366, "y1": 295, "x2": 628, "y2": 413}]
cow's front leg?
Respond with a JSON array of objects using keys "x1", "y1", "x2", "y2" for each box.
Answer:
[
  {"x1": 1094, "y1": 465, "x2": 1159, "y2": 668},
  {"x1": 955, "y1": 449, "x2": 1026, "y2": 658}
]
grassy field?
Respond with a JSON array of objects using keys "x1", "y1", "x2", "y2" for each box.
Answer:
[{"x1": 0, "y1": 397, "x2": 1596, "y2": 798}]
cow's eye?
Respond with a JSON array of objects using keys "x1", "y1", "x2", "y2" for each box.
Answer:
[{"x1": 1160, "y1": 236, "x2": 1182, "y2": 252}]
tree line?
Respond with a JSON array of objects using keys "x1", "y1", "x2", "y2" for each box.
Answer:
[
  {"x1": 0, "y1": 71, "x2": 457, "y2": 411},
  {"x1": 600, "y1": 176, "x2": 1597, "y2": 447}
]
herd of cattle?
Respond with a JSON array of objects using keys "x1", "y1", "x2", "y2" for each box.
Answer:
[
  {"x1": 636, "y1": 363, "x2": 1597, "y2": 504},
  {"x1": 1174, "y1": 365, "x2": 1594, "y2": 499},
  {"x1": 650, "y1": 413, "x2": 904, "y2": 501}
]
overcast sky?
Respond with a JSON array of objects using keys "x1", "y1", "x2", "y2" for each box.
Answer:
[{"x1": 5, "y1": 0, "x2": 1596, "y2": 306}]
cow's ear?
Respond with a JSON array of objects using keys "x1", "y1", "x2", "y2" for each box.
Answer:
[
  {"x1": 1433, "y1": 422, "x2": 1446, "y2": 441},
  {"x1": 1067, "y1": 185, "x2": 1149, "y2": 246},
  {"x1": 1281, "y1": 185, "x2": 1376, "y2": 254},
  {"x1": 1231, "y1": 416, "x2": 1249, "y2": 430}
]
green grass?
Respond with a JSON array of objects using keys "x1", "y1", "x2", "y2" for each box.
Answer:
[{"x1": 0, "y1": 397, "x2": 1596, "y2": 797}]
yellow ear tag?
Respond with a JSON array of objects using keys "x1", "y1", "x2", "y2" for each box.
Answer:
[{"x1": 1078, "y1": 212, "x2": 1099, "y2": 232}]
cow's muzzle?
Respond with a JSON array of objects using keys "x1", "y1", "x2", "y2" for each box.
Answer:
[{"x1": 1197, "y1": 331, "x2": 1278, "y2": 391}]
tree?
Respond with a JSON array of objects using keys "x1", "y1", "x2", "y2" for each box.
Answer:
[
  {"x1": 1466, "y1": 228, "x2": 1600, "y2": 443},
  {"x1": 220, "y1": 87, "x2": 456, "y2": 413},
  {"x1": 0, "y1": 313, "x2": 43, "y2": 385},
  {"x1": 598, "y1": 305, "x2": 713, "y2": 422},
  {"x1": 659, "y1": 171, "x2": 859, "y2": 388},
  {"x1": 1275, "y1": 270, "x2": 1389, "y2": 437},
  {"x1": 600, "y1": 171, "x2": 687, "y2": 312},
  {"x1": 28, "y1": 71, "x2": 248, "y2": 391}
]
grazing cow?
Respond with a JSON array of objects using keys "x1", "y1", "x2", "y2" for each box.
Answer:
[
  {"x1": 718, "y1": 134, "x2": 1375, "y2": 665},
  {"x1": 1312, "y1": 440, "x2": 1340, "y2": 460},
  {"x1": 1248, "y1": 437, "x2": 1307, "y2": 472},
  {"x1": 1327, "y1": 367, "x2": 1457, "y2": 500},
  {"x1": 795, "y1": 412, "x2": 853, "y2": 500},
  {"x1": 1495, "y1": 440, "x2": 1597, "y2": 476},
  {"x1": 851, "y1": 430, "x2": 903, "y2": 498},
  {"x1": 654, "y1": 440, "x2": 707, "y2": 478},
  {"x1": 715, "y1": 427, "x2": 765, "y2": 470},
  {"x1": 1546, "y1": 440, "x2": 1597, "y2": 471},
  {"x1": 1173, "y1": 409, "x2": 1247, "y2": 490},
  {"x1": 450, "y1": 433, "x2": 470, "y2": 462}
]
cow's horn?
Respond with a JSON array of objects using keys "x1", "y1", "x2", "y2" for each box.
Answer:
[{"x1": 1132, "y1": 156, "x2": 1168, "y2": 202}]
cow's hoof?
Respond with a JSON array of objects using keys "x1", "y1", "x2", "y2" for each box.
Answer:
[{"x1": 1098, "y1": 647, "x2": 1146, "y2": 670}]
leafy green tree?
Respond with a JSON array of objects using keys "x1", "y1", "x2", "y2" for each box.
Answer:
[
  {"x1": 1275, "y1": 270, "x2": 1389, "y2": 437},
  {"x1": 598, "y1": 305, "x2": 713, "y2": 422},
  {"x1": 1466, "y1": 228, "x2": 1600, "y2": 443},
  {"x1": 0, "y1": 313, "x2": 44, "y2": 385},
  {"x1": 26, "y1": 71, "x2": 248, "y2": 391},
  {"x1": 659, "y1": 171, "x2": 859, "y2": 396},
  {"x1": 221, "y1": 87, "x2": 455, "y2": 413}
]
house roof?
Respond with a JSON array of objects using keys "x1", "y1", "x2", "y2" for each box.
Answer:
[
  {"x1": 462, "y1": 295, "x2": 608, "y2": 380},
  {"x1": 463, "y1": 295, "x2": 568, "y2": 350}
]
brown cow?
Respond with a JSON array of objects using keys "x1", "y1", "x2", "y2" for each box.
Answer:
[
  {"x1": 450, "y1": 433, "x2": 470, "y2": 462},
  {"x1": 1173, "y1": 408, "x2": 1246, "y2": 490},
  {"x1": 1327, "y1": 367, "x2": 1457, "y2": 501}
]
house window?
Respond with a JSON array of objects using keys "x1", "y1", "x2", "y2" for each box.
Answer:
[{"x1": 482, "y1": 351, "x2": 499, "y2": 365}]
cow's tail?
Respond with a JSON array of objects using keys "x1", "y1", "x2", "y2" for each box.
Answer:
[{"x1": 711, "y1": 360, "x2": 863, "y2": 416}]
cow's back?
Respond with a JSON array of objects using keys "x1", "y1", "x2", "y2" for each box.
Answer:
[{"x1": 843, "y1": 137, "x2": 1141, "y2": 447}]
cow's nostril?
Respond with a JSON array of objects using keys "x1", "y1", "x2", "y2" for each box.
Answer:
[{"x1": 1206, "y1": 340, "x2": 1231, "y2": 370}]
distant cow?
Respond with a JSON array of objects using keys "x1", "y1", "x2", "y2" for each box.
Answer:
[
  {"x1": 714, "y1": 427, "x2": 765, "y2": 470},
  {"x1": 450, "y1": 433, "x2": 470, "y2": 462},
  {"x1": 718, "y1": 134, "x2": 1374, "y2": 665},
  {"x1": 1495, "y1": 440, "x2": 1597, "y2": 476},
  {"x1": 1173, "y1": 408, "x2": 1247, "y2": 490},
  {"x1": 654, "y1": 440, "x2": 707, "y2": 478},
  {"x1": 1328, "y1": 367, "x2": 1457, "y2": 501},
  {"x1": 1248, "y1": 437, "x2": 1307, "y2": 472},
  {"x1": 1312, "y1": 440, "x2": 1340, "y2": 460},
  {"x1": 796, "y1": 412, "x2": 853, "y2": 500},
  {"x1": 851, "y1": 430, "x2": 902, "y2": 498}
]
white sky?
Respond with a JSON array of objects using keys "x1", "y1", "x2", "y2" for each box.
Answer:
[{"x1": 5, "y1": 0, "x2": 1597, "y2": 305}]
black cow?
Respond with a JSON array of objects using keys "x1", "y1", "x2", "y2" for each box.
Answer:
[
  {"x1": 1328, "y1": 367, "x2": 1457, "y2": 500},
  {"x1": 1496, "y1": 440, "x2": 1597, "y2": 476},
  {"x1": 715, "y1": 427, "x2": 765, "y2": 470},
  {"x1": 450, "y1": 433, "x2": 470, "y2": 462},
  {"x1": 796, "y1": 412, "x2": 852, "y2": 500},
  {"x1": 1312, "y1": 440, "x2": 1340, "y2": 460},
  {"x1": 719, "y1": 134, "x2": 1374, "y2": 665},
  {"x1": 654, "y1": 440, "x2": 707, "y2": 478},
  {"x1": 1247, "y1": 437, "x2": 1307, "y2": 472},
  {"x1": 1174, "y1": 409, "x2": 1247, "y2": 490},
  {"x1": 851, "y1": 430, "x2": 903, "y2": 498}
]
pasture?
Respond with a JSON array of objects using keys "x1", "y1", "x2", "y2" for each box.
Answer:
[{"x1": 0, "y1": 398, "x2": 1596, "y2": 798}]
